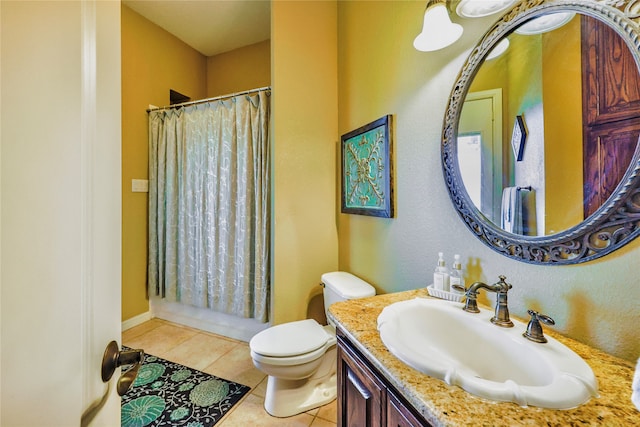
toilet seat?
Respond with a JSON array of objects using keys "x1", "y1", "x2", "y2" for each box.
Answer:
[
  {"x1": 251, "y1": 341, "x2": 331, "y2": 366},
  {"x1": 249, "y1": 319, "x2": 335, "y2": 366},
  {"x1": 250, "y1": 319, "x2": 331, "y2": 357}
]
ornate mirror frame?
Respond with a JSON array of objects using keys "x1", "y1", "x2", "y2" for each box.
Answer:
[{"x1": 442, "y1": 0, "x2": 640, "y2": 264}]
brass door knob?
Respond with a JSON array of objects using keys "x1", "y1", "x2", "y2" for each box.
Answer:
[{"x1": 101, "y1": 341, "x2": 144, "y2": 396}]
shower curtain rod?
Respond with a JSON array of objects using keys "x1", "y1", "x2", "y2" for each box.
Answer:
[{"x1": 146, "y1": 85, "x2": 271, "y2": 113}]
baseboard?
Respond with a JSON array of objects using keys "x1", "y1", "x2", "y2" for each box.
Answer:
[
  {"x1": 150, "y1": 298, "x2": 269, "y2": 342},
  {"x1": 122, "y1": 311, "x2": 153, "y2": 331}
]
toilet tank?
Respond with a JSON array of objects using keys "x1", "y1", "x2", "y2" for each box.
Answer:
[{"x1": 321, "y1": 272, "x2": 376, "y2": 323}]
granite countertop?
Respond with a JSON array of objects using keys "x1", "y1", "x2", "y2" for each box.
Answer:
[{"x1": 328, "y1": 289, "x2": 639, "y2": 426}]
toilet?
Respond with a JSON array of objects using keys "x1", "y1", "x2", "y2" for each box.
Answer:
[{"x1": 249, "y1": 271, "x2": 376, "y2": 417}]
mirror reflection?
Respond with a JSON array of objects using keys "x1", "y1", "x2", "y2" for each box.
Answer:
[{"x1": 458, "y1": 12, "x2": 640, "y2": 237}]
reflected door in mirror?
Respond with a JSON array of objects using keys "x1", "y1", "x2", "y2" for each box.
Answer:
[
  {"x1": 458, "y1": 89, "x2": 503, "y2": 224},
  {"x1": 582, "y1": 16, "x2": 640, "y2": 217}
]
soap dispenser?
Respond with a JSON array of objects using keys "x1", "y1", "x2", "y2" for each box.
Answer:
[
  {"x1": 449, "y1": 254, "x2": 465, "y2": 295},
  {"x1": 433, "y1": 252, "x2": 450, "y2": 291}
]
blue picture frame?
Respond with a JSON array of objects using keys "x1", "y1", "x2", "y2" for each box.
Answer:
[{"x1": 341, "y1": 115, "x2": 394, "y2": 218}]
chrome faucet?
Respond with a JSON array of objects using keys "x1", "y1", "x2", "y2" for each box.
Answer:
[{"x1": 458, "y1": 275, "x2": 514, "y2": 328}]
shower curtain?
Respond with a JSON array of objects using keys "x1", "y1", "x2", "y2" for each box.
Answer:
[{"x1": 148, "y1": 89, "x2": 270, "y2": 323}]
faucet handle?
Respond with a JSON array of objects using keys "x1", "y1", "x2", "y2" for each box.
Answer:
[
  {"x1": 496, "y1": 275, "x2": 512, "y2": 291},
  {"x1": 523, "y1": 309, "x2": 555, "y2": 343},
  {"x1": 451, "y1": 284, "x2": 467, "y2": 294}
]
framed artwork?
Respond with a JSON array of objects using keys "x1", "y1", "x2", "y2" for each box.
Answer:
[
  {"x1": 341, "y1": 115, "x2": 394, "y2": 218},
  {"x1": 511, "y1": 114, "x2": 527, "y2": 161}
]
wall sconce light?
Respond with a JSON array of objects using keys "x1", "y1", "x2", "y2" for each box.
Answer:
[
  {"x1": 456, "y1": 0, "x2": 516, "y2": 18},
  {"x1": 413, "y1": 0, "x2": 463, "y2": 52},
  {"x1": 515, "y1": 12, "x2": 576, "y2": 35},
  {"x1": 414, "y1": 0, "x2": 517, "y2": 52}
]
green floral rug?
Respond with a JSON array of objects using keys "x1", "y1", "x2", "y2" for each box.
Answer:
[{"x1": 121, "y1": 350, "x2": 250, "y2": 427}]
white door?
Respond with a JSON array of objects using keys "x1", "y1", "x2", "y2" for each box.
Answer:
[
  {"x1": 1, "y1": 1, "x2": 122, "y2": 425},
  {"x1": 458, "y1": 89, "x2": 503, "y2": 224}
]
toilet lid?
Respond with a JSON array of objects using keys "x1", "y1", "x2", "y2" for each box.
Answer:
[
  {"x1": 250, "y1": 319, "x2": 330, "y2": 357},
  {"x1": 321, "y1": 271, "x2": 375, "y2": 299}
]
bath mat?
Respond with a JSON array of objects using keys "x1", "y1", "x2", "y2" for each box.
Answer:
[{"x1": 121, "y1": 349, "x2": 250, "y2": 427}]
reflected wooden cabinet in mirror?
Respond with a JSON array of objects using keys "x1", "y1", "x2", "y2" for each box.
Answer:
[
  {"x1": 582, "y1": 15, "x2": 640, "y2": 218},
  {"x1": 442, "y1": 0, "x2": 640, "y2": 265}
]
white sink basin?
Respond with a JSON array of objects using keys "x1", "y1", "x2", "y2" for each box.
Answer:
[{"x1": 377, "y1": 298, "x2": 598, "y2": 409}]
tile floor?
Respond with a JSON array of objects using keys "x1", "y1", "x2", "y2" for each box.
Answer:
[{"x1": 123, "y1": 318, "x2": 337, "y2": 427}]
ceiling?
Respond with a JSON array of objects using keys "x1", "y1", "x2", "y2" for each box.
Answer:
[{"x1": 123, "y1": 0, "x2": 271, "y2": 57}]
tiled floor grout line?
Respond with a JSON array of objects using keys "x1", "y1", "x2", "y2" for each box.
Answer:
[{"x1": 216, "y1": 388, "x2": 252, "y2": 424}]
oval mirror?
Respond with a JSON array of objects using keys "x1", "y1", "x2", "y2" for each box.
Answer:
[{"x1": 443, "y1": 0, "x2": 640, "y2": 264}]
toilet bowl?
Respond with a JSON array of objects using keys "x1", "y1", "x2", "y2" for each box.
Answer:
[{"x1": 249, "y1": 271, "x2": 375, "y2": 417}]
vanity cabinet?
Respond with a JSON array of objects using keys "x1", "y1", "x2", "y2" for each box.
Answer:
[{"x1": 336, "y1": 327, "x2": 430, "y2": 427}]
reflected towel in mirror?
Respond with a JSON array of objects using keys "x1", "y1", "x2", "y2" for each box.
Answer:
[{"x1": 501, "y1": 187, "x2": 522, "y2": 234}]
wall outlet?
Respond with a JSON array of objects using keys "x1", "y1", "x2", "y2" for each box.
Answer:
[{"x1": 132, "y1": 179, "x2": 149, "y2": 193}]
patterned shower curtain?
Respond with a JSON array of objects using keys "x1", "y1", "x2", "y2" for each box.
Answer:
[{"x1": 148, "y1": 89, "x2": 270, "y2": 322}]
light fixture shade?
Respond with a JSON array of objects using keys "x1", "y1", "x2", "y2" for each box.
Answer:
[
  {"x1": 515, "y1": 12, "x2": 576, "y2": 35},
  {"x1": 413, "y1": 1, "x2": 463, "y2": 52},
  {"x1": 456, "y1": 0, "x2": 516, "y2": 18}
]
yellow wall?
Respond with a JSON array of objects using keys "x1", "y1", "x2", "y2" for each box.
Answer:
[
  {"x1": 466, "y1": 20, "x2": 583, "y2": 236},
  {"x1": 271, "y1": 1, "x2": 339, "y2": 324},
  {"x1": 543, "y1": 17, "x2": 583, "y2": 234},
  {"x1": 338, "y1": 1, "x2": 639, "y2": 362},
  {"x1": 119, "y1": 1, "x2": 640, "y2": 361},
  {"x1": 122, "y1": 2, "x2": 335, "y2": 326},
  {"x1": 121, "y1": 5, "x2": 207, "y2": 321},
  {"x1": 207, "y1": 40, "x2": 271, "y2": 97},
  {"x1": 507, "y1": 33, "x2": 546, "y2": 235}
]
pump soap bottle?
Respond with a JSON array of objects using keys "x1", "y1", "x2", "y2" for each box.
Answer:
[
  {"x1": 433, "y1": 252, "x2": 450, "y2": 291},
  {"x1": 450, "y1": 254, "x2": 465, "y2": 295}
]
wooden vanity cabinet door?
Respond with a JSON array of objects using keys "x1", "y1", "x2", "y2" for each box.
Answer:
[
  {"x1": 387, "y1": 391, "x2": 428, "y2": 427},
  {"x1": 337, "y1": 334, "x2": 385, "y2": 427}
]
